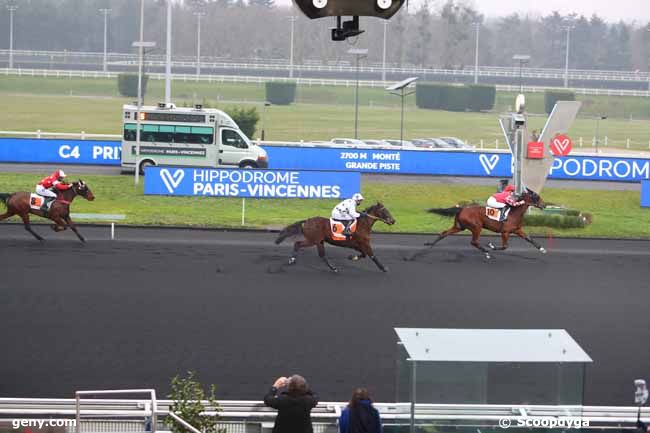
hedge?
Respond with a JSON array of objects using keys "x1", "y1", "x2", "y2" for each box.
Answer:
[
  {"x1": 416, "y1": 83, "x2": 495, "y2": 112},
  {"x1": 117, "y1": 73, "x2": 148, "y2": 98},
  {"x1": 225, "y1": 106, "x2": 259, "y2": 139},
  {"x1": 265, "y1": 81, "x2": 297, "y2": 105},
  {"x1": 544, "y1": 91, "x2": 576, "y2": 114}
]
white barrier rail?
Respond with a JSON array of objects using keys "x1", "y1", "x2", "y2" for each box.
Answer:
[
  {"x1": 2, "y1": 49, "x2": 649, "y2": 83},
  {"x1": 2, "y1": 68, "x2": 650, "y2": 97},
  {"x1": 0, "y1": 398, "x2": 649, "y2": 428}
]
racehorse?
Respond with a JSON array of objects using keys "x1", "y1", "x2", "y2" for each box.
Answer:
[
  {"x1": 410, "y1": 188, "x2": 546, "y2": 260},
  {"x1": 275, "y1": 202, "x2": 396, "y2": 272},
  {"x1": 0, "y1": 180, "x2": 95, "y2": 243}
]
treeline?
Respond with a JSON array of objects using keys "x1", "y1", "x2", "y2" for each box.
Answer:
[{"x1": 0, "y1": 0, "x2": 648, "y2": 71}]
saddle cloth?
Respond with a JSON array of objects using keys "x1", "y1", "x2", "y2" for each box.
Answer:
[
  {"x1": 329, "y1": 218, "x2": 357, "y2": 241},
  {"x1": 485, "y1": 206, "x2": 509, "y2": 222},
  {"x1": 29, "y1": 193, "x2": 49, "y2": 211}
]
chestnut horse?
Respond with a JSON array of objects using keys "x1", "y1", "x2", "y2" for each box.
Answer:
[
  {"x1": 410, "y1": 188, "x2": 546, "y2": 260},
  {"x1": 275, "y1": 202, "x2": 396, "y2": 272},
  {"x1": 0, "y1": 180, "x2": 95, "y2": 243}
]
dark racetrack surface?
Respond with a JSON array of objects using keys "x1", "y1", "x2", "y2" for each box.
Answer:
[{"x1": 1, "y1": 225, "x2": 649, "y2": 405}]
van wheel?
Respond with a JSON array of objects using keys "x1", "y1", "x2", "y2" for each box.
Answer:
[
  {"x1": 139, "y1": 160, "x2": 155, "y2": 175},
  {"x1": 240, "y1": 162, "x2": 257, "y2": 169}
]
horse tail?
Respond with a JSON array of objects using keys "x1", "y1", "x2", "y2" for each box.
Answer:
[
  {"x1": 275, "y1": 220, "x2": 305, "y2": 245},
  {"x1": 427, "y1": 207, "x2": 462, "y2": 217},
  {"x1": 0, "y1": 193, "x2": 12, "y2": 208}
]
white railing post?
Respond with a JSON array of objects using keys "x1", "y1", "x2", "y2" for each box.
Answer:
[
  {"x1": 480, "y1": 139, "x2": 484, "y2": 150},
  {"x1": 626, "y1": 138, "x2": 630, "y2": 149}
]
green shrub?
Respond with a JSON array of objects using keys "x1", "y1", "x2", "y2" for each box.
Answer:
[
  {"x1": 167, "y1": 371, "x2": 222, "y2": 433},
  {"x1": 225, "y1": 106, "x2": 259, "y2": 139},
  {"x1": 265, "y1": 81, "x2": 297, "y2": 105},
  {"x1": 440, "y1": 85, "x2": 470, "y2": 112},
  {"x1": 544, "y1": 90, "x2": 576, "y2": 114},
  {"x1": 416, "y1": 82, "x2": 446, "y2": 109},
  {"x1": 117, "y1": 73, "x2": 148, "y2": 98},
  {"x1": 524, "y1": 213, "x2": 588, "y2": 229},
  {"x1": 467, "y1": 85, "x2": 496, "y2": 112}
]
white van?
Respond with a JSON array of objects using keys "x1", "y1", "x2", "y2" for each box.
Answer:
[{"x1": 121, "y1": 103, "x2": 268, "y2": 173}]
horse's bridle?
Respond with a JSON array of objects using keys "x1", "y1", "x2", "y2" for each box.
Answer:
[{"x1": 364, "y1": 212, "x2": 391, "y2": 225}]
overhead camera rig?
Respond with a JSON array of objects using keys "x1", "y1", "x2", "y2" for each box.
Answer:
[{"x1": 293, "y1": 0, "x2": 406, "y2": 41}]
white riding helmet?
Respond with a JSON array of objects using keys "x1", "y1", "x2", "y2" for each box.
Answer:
[
  {"x1": 352, "y1": 193, "x2": 364, "y2": 202},
  {"x1": 58, "y1": 170, "x2": 66, "y2": 178}
]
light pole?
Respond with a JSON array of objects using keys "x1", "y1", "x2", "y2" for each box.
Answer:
[
  {"x1": 382, "y1": 20, "x2": 388, "y2": 82},
  {"x1": 473, "y1": 22, "x2": 480, "y2": 84},
  {"x1": 7, "y1": 4, "x2": 17, "y2": 69},
  {"x1": 513, "y1": 54, "x2": 530, "y2": 93},
  {"x1": 261, "y1": 102, "x2": 271, "y2": 141},
  {"x1": 193, "y1": 11, "x2": 206, "y2": 78},
  {"x1": 132, "y1": 0, "x2": 156, "y2": 185},
  {"x1": 164, "y1": 0, "x2": 172, "y2": 106},
  {"x1": 387, "y1": 77, "x2": 418, "y2": 147},
  {"x1": 348, "y1": 48, "x2": 368, "y2": 139},
  {"x1": 646, "y1": 27, "x2": 650, "y2": 92},
  {"x1": 595, "y1": 115, "x2": 607, "y2": 153},
  {"x1": 288, "y1": 15, "x2": 297, "y2": 79},
  {"x1": 99, "y1": 8, "x2": 112, "y2": 72},
  {"x1": 563, "y1": 24, "x2": 574, "y2": 88}
]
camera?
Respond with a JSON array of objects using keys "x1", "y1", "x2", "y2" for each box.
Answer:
[{"x1": 511, "y1": 113, "x2": 526, "y2": 129}]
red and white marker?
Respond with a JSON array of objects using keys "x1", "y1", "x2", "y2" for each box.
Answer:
[{"x1": 550, "y1": 134, "x2": 573, "y2": 156}]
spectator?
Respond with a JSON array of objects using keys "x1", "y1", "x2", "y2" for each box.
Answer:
[
  {"x1": 339, "y1": 388, "x2": 382, "y2": 433},
  {"x1": 264, "y1": 375, "x2": 319, "y2": 433}
]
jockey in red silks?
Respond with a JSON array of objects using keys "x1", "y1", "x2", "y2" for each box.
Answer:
[
  {"x1": 486, "y1": 184, "x2": 525, "y2": 222},
  {"x1": 36, "y1": 169, "x2": 72, "y2": 206}
]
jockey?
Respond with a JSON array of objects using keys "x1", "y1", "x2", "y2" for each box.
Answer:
[
  {"x1": 486, "y1": 184, "x2": 524, "y2": 222},
  {"x1": 331, "y1": 193, "x2": 364, "y2": 236},
  {"x1": 36, "y1": 169, "x2": 72, "y2": 206}
]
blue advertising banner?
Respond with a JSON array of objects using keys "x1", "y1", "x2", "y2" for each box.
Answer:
[
  {"x1": 1, "y1": 138, "x2": 650, "y2": 183},
  {"x1": 0, "y1": 138, "x2": 121, "y2": 166},
  {"x1": 642, "y1": 180, "x2": 650, "y2": 208},
  {"x1": 144, "y1": 166, "x2": 361, "y2": 199},
  {"x1": 265, "y1": 146, "x2": 650, "y2": 182}
]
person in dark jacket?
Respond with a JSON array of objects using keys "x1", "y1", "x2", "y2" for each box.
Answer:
[
  {"x1": 339, "y1": 388, "x2": 382, "y2": 433},
  {"x1": 264, "y1": 375, "x2": 319, "y2": 433}
]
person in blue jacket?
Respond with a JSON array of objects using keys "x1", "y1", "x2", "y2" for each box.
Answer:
[{"x1": 339, "y1": 388, "x2": 383, "y2": 433}]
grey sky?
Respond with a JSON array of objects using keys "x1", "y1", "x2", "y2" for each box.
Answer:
[{"x1": 279, "y1": 0, "x2": 648, "y2": 23}]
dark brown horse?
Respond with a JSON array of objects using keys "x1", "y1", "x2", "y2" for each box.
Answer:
[
  {"x1": 411, "y1": 188, "x2": 546, "y2": 260},
  {"x1": 0, "y1": 180, "x2": 95, "y2": 243},
  {"x1": 275, "y1": 202, "x2": 396, "y2": 272}
]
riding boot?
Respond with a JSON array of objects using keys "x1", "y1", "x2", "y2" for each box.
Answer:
[
  {"x1": 499, "y1": 206, "x2": 509, "y2": 223},
  {"x1": 343, "y1": 221, "x2": 352, "y2": 239}
]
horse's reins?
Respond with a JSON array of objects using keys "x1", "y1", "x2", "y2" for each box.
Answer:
[{"x1": 364, "y1": 213, "x2": 390, "y2": 225}]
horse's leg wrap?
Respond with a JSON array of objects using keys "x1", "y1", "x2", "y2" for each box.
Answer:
[
  {"x1": 370, "y1": 255, "x2": 388, "y2": 272},
  {"x1": 515, "y1": 229, "x2": 545, "y2": 253}
]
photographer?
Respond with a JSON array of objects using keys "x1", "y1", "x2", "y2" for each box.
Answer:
[
  {"x1": 264, "y1": 375, "x2": 319, "y2": 433},
  {"x1": 339, "y1": 388, "x2": 383, "y2": 433}
]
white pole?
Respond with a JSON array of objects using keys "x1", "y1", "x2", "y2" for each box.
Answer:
[
  {"x1": 100, "y1": 8, "x2": 111, "y2": 72},
  {"x1": 8, "y1": 5, "x2": 17, "y2": 69},
  {"x1": 473, "y1": 22, "x2": 480, "y2": 85},
  {"x1": 289, "y1": 16, "x2": 296, "y2": 79},
  {"x1": 165, "y1": 0, "x2": 172, "y2": 105},
  {"x1": 135, "y1": 0, "x2": 145, "y2": 186},
  {"x1": 382, "y1": 21, "x2": 388, "y2": 82},
  {"x1": 241, "y1": 198, "x2": 246, "y2": 226},
  {"x1": 194, "y1": 12, "x2": 205, "y2": 78},
  {"x1": 564, "y1": 26, "x2": 573, "y2": 88},
  {"x1": 111, "y1": 223, "x2": 115, "y2": 240}
]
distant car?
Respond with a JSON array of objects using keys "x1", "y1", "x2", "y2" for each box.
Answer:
[
  {"x1": 331, "y1": 138, "x2": 367, "y2": 146},
  {"x1": 440, "y1": 137, "x2": 474, "y2": 149},
  {"x1": 362, "y1": 139, "x2": 390, "y2": 147},
  {"x1": 411, "y1": 138, "x2": 438, "y2": 149},
  {"x1": 384, "y1": 139, "x2": 414, "y2": 147},
  {"x1": 426, "y1": 138, "x2": 456, "y2": 149}
]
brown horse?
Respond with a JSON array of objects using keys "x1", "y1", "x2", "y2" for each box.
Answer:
[
  {"x1": 0, "y1": 180, "x2": 95, "y2": 243},
  {"x1": 411, "y1": 188, "x2": 546, "y2": 260},
  {"x1": 275, "y1": 202, "x2": 396, "y2": 272}
]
